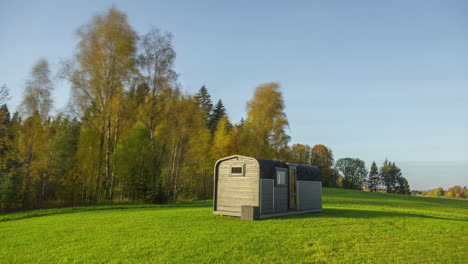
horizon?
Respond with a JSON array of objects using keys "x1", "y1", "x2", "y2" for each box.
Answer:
[{"x1": 1, "y1": 0, "x2": 467, "y2": 190}]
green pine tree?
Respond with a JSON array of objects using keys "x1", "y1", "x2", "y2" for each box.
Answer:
[
  {"x1": 0, "y1": 104, "x2": 11, "y2": 171},
  {"x1": 195, "y1": 85, "x2": 213, "y2": 127},
  {"x1": 209, "y1": 99, "x2": 227, "y2": 132},
  {"x1": 368, "y1": 161, "x2": 380, "y2": 192}
]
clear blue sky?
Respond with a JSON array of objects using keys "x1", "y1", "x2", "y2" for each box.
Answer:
[{"x1": 1, "y1": 0, "x2": 467, "y2": 190}]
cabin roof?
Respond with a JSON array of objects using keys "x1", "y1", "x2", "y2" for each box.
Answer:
[
  {"x1": 295, "y1": 164, "x2": 322, "y2": 181},
  {"x1": 254, "y1": 157, "x2": 289, "y2": 179},
  {"x1": 215, "y1": 155, "x2": 322, "y2": 182},
  {"x1": 252, "y1": 157, "x2": 322, "y2": 181}
]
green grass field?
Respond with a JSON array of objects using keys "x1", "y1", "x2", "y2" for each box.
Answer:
[{"x1": 0, "y1": 188, "x2": 466, "y2": 264}]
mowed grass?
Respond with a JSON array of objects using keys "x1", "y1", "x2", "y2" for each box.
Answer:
[{"x1": 0, "y1": 188, "x2": 466, "y2": 264}]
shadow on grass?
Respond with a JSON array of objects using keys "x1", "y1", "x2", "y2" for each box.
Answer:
[
  {"x1": 323, "y1": 188, "x2": 468, "y2": 209},
  {"x1": 273, "y1": 208, "x2": 467, "y2": 222},
  {"x1": 323, "y1": 198, "x2": 468, "y2": 211},
  {"x1": 0, "y1": 200, "x2": 213, "y2": 222},
  {"x1": 3, "y1": 201, "x2": 466, "y2": 223}
]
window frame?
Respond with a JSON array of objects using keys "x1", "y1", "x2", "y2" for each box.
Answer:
[
  {"x1": 275, "y1": 167, "x2": 288, "y2": 185},
  {"x1": 230, "y1": 164, "x2": 245, "y2": 177}
]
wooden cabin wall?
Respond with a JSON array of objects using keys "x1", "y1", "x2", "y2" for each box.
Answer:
[{"x1": 216, "y1": 157, "x2": 259, "y2": 213}]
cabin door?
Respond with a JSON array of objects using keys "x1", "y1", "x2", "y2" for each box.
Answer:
[{"x1": 289, "y1": 166, "x2": 297, "y2": 209}]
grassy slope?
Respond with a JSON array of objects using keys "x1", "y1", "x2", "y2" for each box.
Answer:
[{"x1": 0, "y1": 188, "x2": 466, "y2": 264}]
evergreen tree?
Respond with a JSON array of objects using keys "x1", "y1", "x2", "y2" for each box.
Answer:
[
  {"x1": 0, "y1": 100, "x2": 13, "y2": 210},
  {"x1": 395, "y1": 175, "x2": 410, "y2": 195},
  {"x1": 0, "y1": 112, "x2": 22, "y2": 211},
  {"x1": 368, "y1": 161, "x2": 380, "y2": 192},
  {"x1": 380, "y1": 160, "x2": 392, "y2": 192},
  {"x1": 380, "y1": 160, "x2": 403, "y2": 193},
  {"x1": 0, "y1": 104, "x2": 11, "y2": 171},
  {"x1": 0, "y1": 84, "x2": 11, "y2": 106},
  {"x1": 195, "y1": 85, "x2": 213, "y2": 127},
  {"x1": 209, "y1": 99, "x2": 227, "y2": 132}
]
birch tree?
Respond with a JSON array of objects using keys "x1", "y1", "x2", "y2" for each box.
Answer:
[
  {"x1": 17, "y1": 59, "x2": 53, "y2": 207},
  {"x1": 241, "y1": 82, "x2": 290, "y2": 159},
  {"x1": 212, "y1": 116, "x2": 236, "y2": 159},
  {"x1": 63, "y1": 6, "x2": 137, "y2": 202},
  {"x1": 134, "y1": 27, "x2": 177, "y2": 202}
]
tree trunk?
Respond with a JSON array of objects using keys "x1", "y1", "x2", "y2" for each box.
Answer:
[
  {"x1": 40, "y1": 172, "x2": 46, "y2": 207},
  {"x1": 150, "y1": 122, "x2": 157, "y2": 201},
  {"x1": 96, "y1": 123, "x2": 105, "y2": 203},
  {"x1": 105, "y1": 116, "x2": 112, "y2": 201},
  {"x1": 22, "y1": 152, "x2": 32, "y2": 209},
  {"x1": 109, "y1": 114, "x2": 119, "y2": 201},
  {"x1": 173, "y1": 138, "x2": 182, "y2": 202},
  {"x1": 168, "y1": 139, "x2": 177, "y2": 201}
]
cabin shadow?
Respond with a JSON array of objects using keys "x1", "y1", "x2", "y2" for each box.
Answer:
[{"x1": 269, "y1": 208, "x2": 465, "y2": 222}]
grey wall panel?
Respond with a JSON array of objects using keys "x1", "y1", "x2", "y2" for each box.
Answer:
[
  {"x1": 297, "y1": 181, "x2": 322, "y2": 210},
  {"x1": 260, "y1": 179, "x2": 274, "y2": 214},
  {"x1": 274, "y1": 185, "x2": 288, "y2": 212}
]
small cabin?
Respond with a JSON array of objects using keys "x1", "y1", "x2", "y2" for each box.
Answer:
[{"x1": 213, "y1": 155, "x2": 322, "y2": 220}]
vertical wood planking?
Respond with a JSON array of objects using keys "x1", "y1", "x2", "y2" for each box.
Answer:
[{"x1": 216, "y1": 156, "x2": 260, "y2": 213}]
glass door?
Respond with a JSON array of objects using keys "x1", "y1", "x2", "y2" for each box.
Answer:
[{"x1": 289, "y1": 166, "x2": 296, "y2": 209}]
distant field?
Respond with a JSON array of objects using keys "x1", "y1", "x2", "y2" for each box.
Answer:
[{"x1": 0, "y1": 188, "x2": 466, "y2": 263}]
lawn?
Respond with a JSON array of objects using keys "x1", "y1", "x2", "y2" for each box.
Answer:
[{"x1": 0, "y1": 188, "x2": 466, "y2": 263}]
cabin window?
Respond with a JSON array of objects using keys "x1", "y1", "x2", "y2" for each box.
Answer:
[
  {"x1": 276, "y1": 168, "x2": 287, "y2": 185},
  {"x1": 230, "y1": 165, "x2": 245, "y2": 176}
]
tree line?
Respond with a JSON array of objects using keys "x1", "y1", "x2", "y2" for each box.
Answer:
[
  {"x1": 287, "y1": 147, "x2": 410, "y2": 194},
  {"x1": 0, "y1": 7, "x2": 410, "y2": 212},
  {"x1": 422, "y1": 186, "x2": 467, "y2": 199}
]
